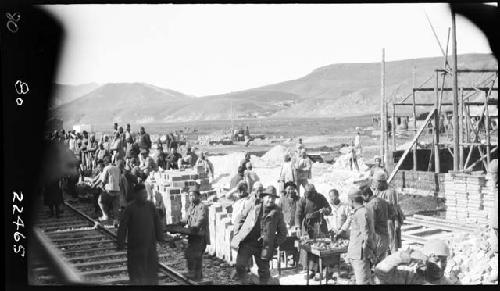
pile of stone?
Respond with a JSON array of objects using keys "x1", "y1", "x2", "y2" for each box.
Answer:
[
  {"x1": 444, "y1": 172, "x2": 491, "y2": 226},
  {"x1": 147, "y1": 166, "x2": 215, "y2": 224},
  {"x1": 445, "y1": 229, "x2": 498, "y2": 284}
]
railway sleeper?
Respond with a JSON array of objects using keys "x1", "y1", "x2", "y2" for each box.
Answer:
[
  {"x1": 48, "y1": 229, "x2": 102, "y2": 239},
  {"x1": 51, "y1": 234, "x2": 111, "y2": 244},
  {"x1": 78, "y1": 261, "x2": 127, "y2": 273},
  {"x1": 80, "y1": 266, "x2": 128, "y2": 277},
  {"x1": 62, "y1": 245, "x2": 119, "y2": 256},
  {"x1": 57, "y1": 239, "x2": 115, "y2": 249},
  {"x1": 73, "y1": 253, "x2": 171, "y2": 268},
  {"x1": 68, "y1": 251, "x2": 127, "y2": 262}
]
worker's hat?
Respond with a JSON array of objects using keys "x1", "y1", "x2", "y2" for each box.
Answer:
[
  {"x1": 300, "y1": 148, "x2": 307, "y2": 155},
  {"x1": 422, "y1": 239, "x2": 450, "y2": 257},
  {"x1": 373, "y1": 155, "x2": 381, "y2": 161},
  {"x1": 261, "y1": 186, "x2": 279, "y2": 198},
  {"x1": 188, "y1": 184, "x2": 201, "y2": 195}
]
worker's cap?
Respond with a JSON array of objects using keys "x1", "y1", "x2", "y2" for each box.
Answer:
[
  {"x1": 140, "y1": 148, "x2": 149, "y2": 154},
  {"x1": 422, "y1": 239, "x2": 450, "y2": 257},
  {"x1": 261, "y1": 186, "x2": 279, "y2": 198},
  {"x1": 347, "y1": 186, "x2": 363, "y2": 199},
  {"x1": 373, "y1": 155, "x2": 381, "y2": 161},
  {"x1": 245, "y1": 162, "x2": 252, "y2": 168},
  {"x1": 488, "y1": 159, "x2": 498, "y2": 174},
  {"x1": 355, "y1": 127, "x2": 360, "y2": 131},
  {"x1": 300, "y1": 148, "x2": 307, "y2": 155},
  {"x1": 253, "y1": 181, "x2": 264, "y2": 191},
  {"x1": 373, "y1": 171, "x2": 388, "y2": 182},
  {"x1": 188, "y1": 184, "x2": 201, "y2": 195}
]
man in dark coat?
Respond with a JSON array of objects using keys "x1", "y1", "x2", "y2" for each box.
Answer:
[
  {"x1": 181, "y1": 186, "x2": 210, "y2": 281},
  {"x1": 361, "y1": 185, "x2": 390, "y2": 265},
  {"x1": 138, "y1": 127, "x2": 152, "y2": 152},
  {"x1": 295, "y1": 184, "x2": 331, "y2": 279},
  {"x1": 166, "y1": 147, "x2": 182, "y2": 170},
  {"x1": 43, "y1": 178, "x2": 64, "y2": 218},
  {"x1": 117, "y1": 184, "x2": 164, "y2": 285},
  {"x1": 231, "y1": 186, "x2": 287, "y2": 285}
]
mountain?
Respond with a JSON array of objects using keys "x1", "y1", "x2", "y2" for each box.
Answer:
[
  {"x1": 52, "y1": 83, "x2": 193, "y2": 125},
  {"x1": 52, "y1": 53, "x2": 497, "y2": 126},
  {"x1": 51, "y1": 83, "x2": 101, "y2": 107}
]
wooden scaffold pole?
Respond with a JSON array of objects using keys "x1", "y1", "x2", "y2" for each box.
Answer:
[
  {"x1": 412, "y1": 66, "x2": 418, "y2": 171},
  {"x1": 451, "y1": 12, "x2": 460, "y2": 171},
  {"x1": 381, "y1": 48, "x2": 387, "y2": 167}
]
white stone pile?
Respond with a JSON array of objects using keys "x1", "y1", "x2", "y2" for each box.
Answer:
[{"x1": 445, "y1": 229, "x2": 498, "y2": 284}]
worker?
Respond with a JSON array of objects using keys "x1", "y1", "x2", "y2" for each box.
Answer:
[
  {"x1": 372, "y1": 171, "x2": 403, "y2": 254},
  {"x1": 195, "y1": 152, "x2": 214, "y2": 181},
  {"x1": 348, "y1": 140, "x2": 360, "y2": 172},
  {"x1": 166, "y1": 147, "x2": 182, "y2": 170},
  {"x1": 110, "y1": 132, "x2": 124, "y2": 164},
  {"x1": 295, "y1": 149, "x2": 312, "y2": 197},
  {"x1": 138, "y1": 126, "x2": 152, "y2": 151},
  {"x1": 231, "y1": 186, "x2": 287, "y2": 285},
  {"x1": 244, "y1": 162, "x2": 260, "y2": 193},
  {"x1": 374, "y1": 239, "x2": 452, "y2": 284},
  {"x1": 90, "y1": 159, "x2": 106, "y2": 217},
  {"x1": 117, "y1": 183, "x2": 164, "y2": 285},
  {"x1": 113, "y1": 123, "x2": 119, "y2": 135},
  {"x1": 369, "y1": 155, "x2": 388, "y2": 177},
  {"x1": 154, "y1": 145, "x2": 167, "y2": 170},
  {"x1": 42, "y1": 178, "x2": 64, "y2": 218},
  {"x1": 295, "y1": 184, "x2": 331, "y2": 280},
  {"x1": 231, "y1": 182, "x2": 254, "y2": 225},
  {"x1": 278, "y1": 153, "x2": 295, "y2": 194},
  {"x1": 181, "y1": 186, "x2": 210, "y2": 281},
  {"x1": 354, "y1": 129, "x2": 362, "y2": 157},
  {"x1": 251, "y1": 182, "x2": 264, "y2": 202},
  {"x1": 296, "y1": 138, "x2": 305, "y2": 156},
  {"x1": 139, "y1": 149, "x2": 156, "y2": 179},
  {"x1": 281, "y1": 181, "x2": 299, "y2": 228},
  {"x1": 346, "y1": 187, "x2": 375, "y2": 285},
  {"x1": 238, "y1": 152, "x2": 251, "y2": 176},
  {"x1": 361, "y1": 185, "x2": 390, "y2": 265},
  {"x1": 324, "y1": 189, "x2": 352, "y2": 239},
  {"x1": 96, "y1": 156, "x2": 122, "y2": 227},
  {"x1": 186, "y1": 147, "x2": 199, "y2": 167}
]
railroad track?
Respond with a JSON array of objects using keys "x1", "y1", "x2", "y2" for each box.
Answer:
[{"x1": 31, "y1": 201, "x2": 198, "y2": 285}]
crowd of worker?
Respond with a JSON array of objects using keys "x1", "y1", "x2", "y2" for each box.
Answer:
[{"x1": 40, "y1": 123, "x2": 498, "y2": 285}]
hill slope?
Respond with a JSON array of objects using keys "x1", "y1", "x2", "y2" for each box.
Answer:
[{"x1": 52, "y1": 53, "x2": 497, "y2": 125}]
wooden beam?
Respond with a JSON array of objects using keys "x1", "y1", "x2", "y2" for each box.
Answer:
[
  {"x1": 435, "y1": 69, "x2": 498, "y2": 73},
  {"x1": 388, "y1": 110, "x2": 434, "y2": 183},
  {"x1": 484, "y1": 90, "x2": 491, "y2": 165},
  {"x1": 413, "y1": 87, "x2": 498, "y2": 92},
  {"x1": 395, "y1": 101, "x2": 496, "y2": 106},
  {"x1": 466, "y1": 147, "x2": 498, "y2": 171},
  {"x1": 380, "y1": 49, "x2": 385, "y2": 164},
  {"x1": 459, "y1": 88, "x2": 464, "y2": 170}
]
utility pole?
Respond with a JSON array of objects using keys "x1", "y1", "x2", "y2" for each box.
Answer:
[{"x1": 451, "y1": 12, "x2": 460, "y2": 171}]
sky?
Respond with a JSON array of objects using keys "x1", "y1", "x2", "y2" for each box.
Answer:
[{"x1": 43, "y1": 3, "x2": 494, "y2": 97}]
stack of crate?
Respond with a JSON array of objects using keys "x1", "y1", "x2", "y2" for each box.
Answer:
[{"x1": 444, "y1": 172, "x2": 489, "y2": 226}]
